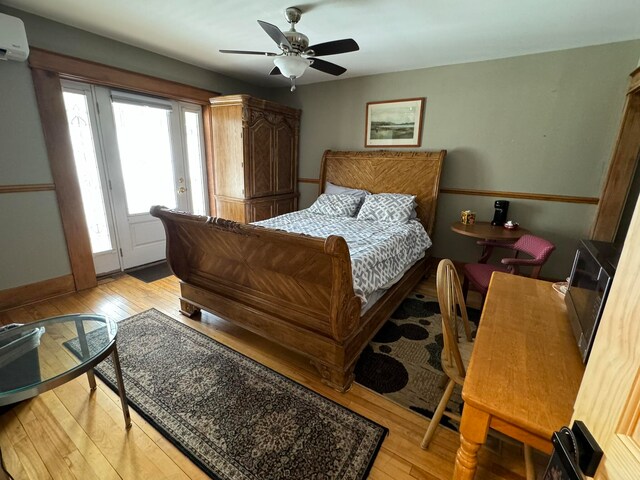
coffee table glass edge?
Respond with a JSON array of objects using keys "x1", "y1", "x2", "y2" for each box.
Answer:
[{"x1": 0, "y1": 313, "x2": 131, "y2": 428}]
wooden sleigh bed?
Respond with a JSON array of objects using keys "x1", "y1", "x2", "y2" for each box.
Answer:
[{"x1": 151, "y1": 149, "x2": 446, "y2": 391}]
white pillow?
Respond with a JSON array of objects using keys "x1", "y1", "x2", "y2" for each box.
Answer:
[
  {"x1": 308, "y1": 194, "x2": 362, "y2": 217},
  {"x1": 356, "y1": 193, "x2": 417, "y2": 223},
  {"x1": 324, "y1": 181, "x2": 369, "y2": 200}
]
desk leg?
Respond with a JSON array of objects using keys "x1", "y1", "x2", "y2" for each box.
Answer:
[
  {"x1": 453, "y1": 404, "x2": 491, "y2": 480},
  {"x1": 111, "y1": 344, "x2": 132, "y2": 429}
]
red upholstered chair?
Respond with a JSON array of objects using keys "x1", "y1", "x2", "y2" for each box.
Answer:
[{"x1": 463, "y1": 234, "x2": 556, "y2": 299}]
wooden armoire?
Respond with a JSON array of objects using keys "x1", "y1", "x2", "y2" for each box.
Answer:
[{"x1": 208, "y1": 94, "x2": 301, "y2": 223}]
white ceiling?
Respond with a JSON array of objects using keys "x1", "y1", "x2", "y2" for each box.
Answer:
[{"x1": 4, "y1": 0, "x2": 640, "y2": 88}]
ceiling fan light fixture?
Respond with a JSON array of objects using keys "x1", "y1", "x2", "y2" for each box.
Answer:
[
  {"x1": 221, "y1": 8, "x2": 359, "y2": 92},
  {"x1": 273, "y1": 55, "x2": 310, "y2": 79}
]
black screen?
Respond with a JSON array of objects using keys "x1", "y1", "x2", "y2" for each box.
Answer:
[{"x1": 567, "y1": 249, "x2": 604, "y2": 338}]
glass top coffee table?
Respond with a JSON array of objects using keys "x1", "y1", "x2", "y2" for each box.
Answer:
[{"x1": 0, "y1": 314, "x2": 131, "y2": 428}]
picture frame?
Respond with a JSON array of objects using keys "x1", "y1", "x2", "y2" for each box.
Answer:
[{"x1": 365, "y1": 97, "x2": 425, "y2": 147}]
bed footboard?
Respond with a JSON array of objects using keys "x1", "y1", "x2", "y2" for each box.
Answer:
[
  {"x1": 152, "y1": 206, "x2": 368, "y2": 390},
  {"x1": 149, "y1": 150, "x2": 443, "y2": 391}
]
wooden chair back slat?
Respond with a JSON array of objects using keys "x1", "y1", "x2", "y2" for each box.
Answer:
[{"x1": 436, "y1": 259, "x2": 472, "y2": 379}]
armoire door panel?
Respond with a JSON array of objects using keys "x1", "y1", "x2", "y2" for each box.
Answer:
[
  {"x1": 275, "y1": 197, "x2": 295, "y2": 216},
  {"x1": 248, "y1": 118, "x2": 274, "y2": 198},
  {"x1": 275, "y1": 120, "x2": 295, "y2": 194},
  {"x1": 249, "y1": 200, "x2": 274, "y2": 222},
  {"x1": 211, "y1": 105, "x2": 245, "y2": 198},
  {"x1": 215, "y1": 198, "x2": 247, "y2": 223}
]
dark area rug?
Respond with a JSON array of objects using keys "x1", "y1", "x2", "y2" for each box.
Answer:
[
  {"x1": 66, "y1": 309, "x2": 386, "y2": 480},
  {"x1": 355, "y1": 293, "x2": 480, "y2": 430},
  {"x1": 126, "y1": 261, "x2": 173, "y2": 283}
]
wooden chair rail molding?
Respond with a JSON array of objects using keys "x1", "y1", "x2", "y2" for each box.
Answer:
[
  {"x1": 0, "y1": 184, "x2": 55, "y2": 194},
  {"x1": 298, "y1": 178, "x2": 598, "y2": 204},
  {"x1": 299, "y1": 177, "x2": 320, "y2": 184},
  {"x1": 439, "y1": 188, "x2": 598, "y2": 205}
]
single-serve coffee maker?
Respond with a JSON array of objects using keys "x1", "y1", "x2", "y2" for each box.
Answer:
[{"x1": 491, "y1": 200, "x2": 509, "y2": 226}]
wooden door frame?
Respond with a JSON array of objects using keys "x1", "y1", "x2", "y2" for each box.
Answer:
[
  {"x1": 29, "y1": 48, "x2": 218, "y2": 290},
  {"x1": 591, "y1": 66, "x2": 640, "y2": 241}
]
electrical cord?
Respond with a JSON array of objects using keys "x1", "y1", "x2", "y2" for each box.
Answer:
[
  {"x1": 559, "y1": 427, "x2": 580, "y2": 472},
  {"x1": 553, "y1": 281, "x2": 568, "y2": 295},
  {"x1": 560, "y1": 426, "x2": 581, "y2": 470},
  {"x1": 553, "y1": 277, "x2": 570, "y2": 296}
]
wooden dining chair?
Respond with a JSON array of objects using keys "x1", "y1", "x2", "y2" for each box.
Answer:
[
  {"x1": 421, "y1": 259, "x2": 474, "y2": 449},
  {"x1": 424, "y1": 260, "x2": 538, "y2": 479}
]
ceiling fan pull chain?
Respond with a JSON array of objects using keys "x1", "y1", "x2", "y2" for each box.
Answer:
[{"x1": 290, "y1": 77, "x2": 296, "y2": 92}]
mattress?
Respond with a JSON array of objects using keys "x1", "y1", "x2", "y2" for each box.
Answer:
[{"x1": 253, "y1": 210, "x2": 432, "y2": 305}]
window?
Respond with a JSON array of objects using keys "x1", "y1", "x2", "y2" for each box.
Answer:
[{"x1": 63, "y1": 89, "x2": 113, "y2": 254}]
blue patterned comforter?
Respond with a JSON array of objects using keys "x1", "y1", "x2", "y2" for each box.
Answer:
[{"x1": 253, "y1": 210, "x2": 431, "y2": 303}]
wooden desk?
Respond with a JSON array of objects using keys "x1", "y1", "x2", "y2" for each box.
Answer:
[
  {"x1": 450, "y1": 221, "x2": 530, "y2": 241},
  {"x1": 453, "y1": 273, "x2": 584, "y2": 480}
]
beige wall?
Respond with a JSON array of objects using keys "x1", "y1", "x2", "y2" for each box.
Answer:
[
  {"x1": 273, "y1": 40, "x2": 640, "y2": 279},
  {"x1": 0, "y1": 6, "x2": 268, "y2": 290},
  {"x1": 1, "y1": 3, "x2": 638, "y2": 290}
]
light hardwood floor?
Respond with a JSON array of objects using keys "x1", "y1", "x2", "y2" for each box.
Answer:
[{"x1": 0, "y1": 272, "x2": 537, "y2": 480}]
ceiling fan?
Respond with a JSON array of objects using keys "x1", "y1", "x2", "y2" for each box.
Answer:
[{"x1": 220, "y1": 6, "x2": 359, "y2": 91}]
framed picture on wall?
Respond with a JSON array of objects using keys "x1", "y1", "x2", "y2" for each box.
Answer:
[{"x1": 365, "y1": 97, "x2": 425, "y2": 147}]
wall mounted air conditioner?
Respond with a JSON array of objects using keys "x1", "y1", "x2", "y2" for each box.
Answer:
[{"x1": 0, "y1": 13, "x2": 29, "y2": 62}]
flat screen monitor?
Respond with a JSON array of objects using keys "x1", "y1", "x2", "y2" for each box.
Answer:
[{"x1": 565, "y1": 240, "x2": 618, "y2": 362}]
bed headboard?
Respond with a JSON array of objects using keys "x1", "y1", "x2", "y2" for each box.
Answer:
[{"x1": 318, "y1": 150, "x2": 446, "y2": 236}]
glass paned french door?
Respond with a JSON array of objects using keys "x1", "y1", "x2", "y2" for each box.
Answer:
[
  {"x1": 101, "y1": 89, "x2": 186, "y2": 269},
  {"x1": 62, "y1": 81, "x2": 208, "y2": 274},
  {"x1": 182, "y1": 107, "x2": 207, "y2": 216},
  {"x1": 62, "y1": 82, "x2": 120, "y2": 274},
  {"x1": 111, "y1": 99, "x2": 177, "y2": 214}
]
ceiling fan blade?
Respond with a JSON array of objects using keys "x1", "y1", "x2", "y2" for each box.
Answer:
[
  {"x1": 219, "y1": 49, "x2": 278, "y2": 56},
  {"x1": 308, "y1": 38, "x2": 359, "y2": 57},
  {"x1": 257, "y1": 20, "x2": 292, "y2": 49},
  {"x1": 310, "y1": 58, "x2": 347, "y2": 76},
  {"x1": 269, "y1": 66, "x2": 282, "y2": 76}
]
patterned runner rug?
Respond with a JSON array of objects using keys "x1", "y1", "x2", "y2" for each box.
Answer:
[
  {"x1": 66, "y1": 309, "x2": 386, "y2": 480},
  {"x1": 355, "y1": 293, "x2": 480, "y2": 430}
]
